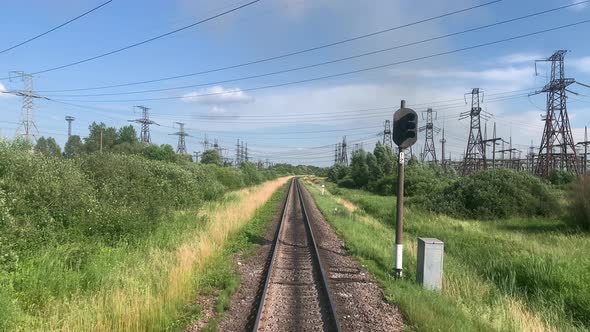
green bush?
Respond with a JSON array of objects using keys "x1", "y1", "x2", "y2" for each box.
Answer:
[
  {"x1": 402, "y1": 164, "x2": 448, "y2": 197},
  {"x1": 427, "y1": 169, "x2": 559, "y2": 219},
  {"x1": 0, "y1": 139, "x2": 276, "y2": 269},
  {"x1": 211, "y1": 165, "x2": 245, "y2": 190},
  {"x1": 568, "y1": 175, "x2": 590, "y2": 230},
  {"x1": 370, "y1": 174, "x2": 396, "y2": 195},
  {"x1": 240, "y1": 162, "x2": 262, "y2": 186},
  {"x1": 337, "y1": 176, "x2": 356, "y2": 189},
  {"x1": 549, "y1": 170, "x2": 576, "y2": 186}
]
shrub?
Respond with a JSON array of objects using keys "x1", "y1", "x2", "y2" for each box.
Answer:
[
  {"x1": 337, "y1": 176, "x2": 357, "y2": 189},
  {"x1": 0, "y1": 138, "x2": 276, "y2": 270},
  {"x1": 427, "y1": 169, "x2": 559, "y2": 219},
  {"x1": 549, "y1": 170, "x2": 576, "y2": 186},
  {"x1": 240, "y1": 162, "x2": 262, "y2": 186},
  {"x1": 402, "y1": 164, "x2": 447, "y2": 197},
  {"x1": 568, "y1": 175, "x2": 590, "y2": 230},
  {"x1": 370, "y1": 174, "x2": 396, "y2": 196},
  {"x1": 210, "y1": 165, "x2": 245, "y2": 190}
]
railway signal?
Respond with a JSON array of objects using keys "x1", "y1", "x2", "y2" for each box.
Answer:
[{"x1": 393, "y1": 100, "x2": 418, "y2": 278}]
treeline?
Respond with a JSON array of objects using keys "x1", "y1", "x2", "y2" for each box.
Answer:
[
  {"x1": 328, "y1": 142, "x2": 455, "y2": 196},
  {"x1": 0, "y1": 124, "x2": 323, "y2": 274},
  {"x1": 326, "y1": 142, "x2": 566, "y2": 221},
  {"x1": 36, "y1": 122, "x2": 196, "y2": 163}
]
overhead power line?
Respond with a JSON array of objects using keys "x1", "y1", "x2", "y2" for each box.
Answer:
[
  {"x1": 0, "y1": 0, "x2": 114, "y2": 55},
  {"x1": 45, "y1": 89, "x2": 532, "y2": 127},
  {"x1": 42, "y1": 0, "x2": 589, "y2": 98},
  {"x1": 36, "y1": 0, "x2": 501, "y2": 92},
  {"x1": 0, "y1": 0, "x2": 260, "y2": 80},
  {"x1": 53, "y1": 19, "x2": 590, "y2": 103}
]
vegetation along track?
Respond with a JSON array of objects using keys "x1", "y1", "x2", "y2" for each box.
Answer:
[{"x1": 253, "y1": 178, "x2": 341, "y2": 332}]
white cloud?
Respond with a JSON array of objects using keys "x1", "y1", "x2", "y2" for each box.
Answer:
[
  {"x1": 497, "y1": 53, "x2": 541, "y2": 65},
  {"x1": 182, "y1": 86, "x2": 254, "y2": 105},
  {"x1": 209, "y1": 106, "x2": 227, "y2": 114},
  {"x1": 569, "y1": 0, "x2": 587, "y2": 11},
  {"x1": 0, "y1": 83, "x2": 14, "y2": 99},
  {"x1": 571, "y1": 57, "x2": 590, "y2": 74},
  {"x1": 411, "y1": 66, "x2": 534, "y2": 83}
]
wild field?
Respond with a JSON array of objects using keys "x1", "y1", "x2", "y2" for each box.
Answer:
[
  {"x1": 304, "y1": 178, "x2": 590, "y2": 332},
  {"x1": 0, "y1": 139, "x2": 292, "y2": 331}
]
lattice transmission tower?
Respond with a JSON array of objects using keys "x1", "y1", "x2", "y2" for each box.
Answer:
[
  {"x1": 170, "y1": 122, "x2": 190, "y2": 154},
  {"x1": 383, "y1": 119, "x2": 393, "y2": 149},
  {"x1": 577, "y1": 126, "x2": 589, "y2": 174},
  {"x1": 129, "y1": 105, "x2": 159, "y2": 143},
  {"x1": 440, "y1": 127, "x2": 447, "y2": 167},
  {"x1": 532, "y1": 50, "x2": 579, "y2": 177},
  {"x1": 461, "y1": 88, "x2": 489, "y2": 175},
  {"x1": 419, "y1": 108, "x2": 440, "y2": 163},
  {"x1": 10, "y1": 71, "x2": 41, "y2": 142},
  {"x1": 339, "y1": 136, "x2": 348, "y2": 165},
  {"x1": 236, "y1": 139, "x2": 242, "y2": 166}
]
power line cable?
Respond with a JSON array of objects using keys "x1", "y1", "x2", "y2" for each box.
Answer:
[
  {"x1": 43, "y1": 1, "x2": 587, "y2": 98},
  {"x1": 0, "y1": 0, "x2": 114, "y2": 55},
  {"x1": 35, "y1": 0, "x2": 501, "y2": 92},
  {"x1": 45, "y1": 91, "x2": 528, "y2": 129},
  {"x1": 0, "y1": 0, "x2": 261, "y2": 80},
  {"x1": 52, "y1": 19, "x2": 590, "y2": 103}
]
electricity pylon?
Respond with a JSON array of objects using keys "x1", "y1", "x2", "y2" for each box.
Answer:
[
  {"x1": 419, "y1": 108, "x2": 440, "y2": 163},
  {"x1": 169, "y1": 122, "x2": 190, "y2": 154},
  {"x1": 532, "y1": 50, "x2": 579, "y2": 177},
  {"x1": 461, "y1": 88, "x2": 490, "y2": 175},
  {"x1": 129, "y1": 106, "x2": 159, "y2": 143}
]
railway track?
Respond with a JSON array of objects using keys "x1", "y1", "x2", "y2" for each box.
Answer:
[{"x1": 252, "y1": 178, "x2": 341, "y2": 332}]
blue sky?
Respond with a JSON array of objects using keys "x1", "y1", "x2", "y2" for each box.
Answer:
[{"x1": 1, "y1": 0, "x2": 590, "y2": 166}]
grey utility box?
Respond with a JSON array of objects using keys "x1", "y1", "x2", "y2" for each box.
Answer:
[{"x1": 416, "y1": 238, "x2": 444, "y2": 291}]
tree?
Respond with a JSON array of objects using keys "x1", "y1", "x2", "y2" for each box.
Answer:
[
  {"x1": 142, "y1": 144, "x2": 176, "y2": 162},
  {"x1": 116, "y1": 125, "x2": 138, "y2": 145},
  {"x1": 84, "y1": 122, "x2": 117, "y2": 153},
  {"x1": 64, "y1": 135, "x2": 84, "y2": 158},
  {"x1": 366, "y1": 152, "x2": 382, "y2": 183},
  {"x1": 373, "y1": 142, "x2": 396, "y2": 175},
  {"x1": 34, "y1": 136, "x2": 61, "y2": 157},
  {"x1": 240, "y1": 161, "x2": 261, "y2": 185},
  {"x1": 110, "y1": 142, "x2": 143, "y2": 155},
  {"x1": 200, "y1": 149, "x2": 222, "y2": 165},
  {"x1": 350, "y1": 149, "x2": 369, "y2": 188}
]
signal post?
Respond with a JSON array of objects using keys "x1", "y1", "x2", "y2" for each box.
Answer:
[{"x1": 392, "y1": 100, "x2": 418, "y2": 278}]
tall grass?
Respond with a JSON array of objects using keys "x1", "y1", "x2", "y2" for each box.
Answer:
[
  {"x1": 569, "y1": 175, "x2": 590, "y2": 230},
  {"x1": 1, "y1": 170, "x2": 289, "y2": 331},
  {"x1": 304, "y1": 178, "x2": 589, "y2": 331}
]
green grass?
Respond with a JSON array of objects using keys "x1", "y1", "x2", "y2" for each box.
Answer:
[
  {"x1": 305, "y1": 180, "x2": 590, "y2": 331},
  {"x1": 0, "y1": 178, "x2": 289, "y2": 331},
  {"x1": 1, "y1": 206, "x2": 209, "y2": 331}
]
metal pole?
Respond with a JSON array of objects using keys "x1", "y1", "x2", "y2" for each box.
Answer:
[
  {"x1": 394, "y1": 148, "x2": 405, "y2": 278},
  {"x1": 585, "y1": 126, "x2": 588, "y2": 173},
  {"x1": 394, "y1": 99, "x2": 406, "y2": 279}
]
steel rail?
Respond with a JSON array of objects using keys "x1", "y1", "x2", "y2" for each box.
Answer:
[
  {"x1": 295, "y1": 179, "x2": 341, "y2": 332},
  {"x1": 252, "y1": 178, "x2": 341, "y2": 332},
  {"x1": 251, "y1": 179, "x2": 294, "y2": 331}
]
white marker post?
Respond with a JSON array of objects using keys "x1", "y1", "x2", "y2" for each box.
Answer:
[{"x1": 394, "y1": 150, "x2": 405, "y2": 277}]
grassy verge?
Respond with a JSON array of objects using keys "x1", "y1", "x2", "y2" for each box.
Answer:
[
  {"x1": 303, "y1": 178, "x2": 590, "y2": 332},
  {"x1": 2, "y1": 177, "x2": 289, "y2": 331}
]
